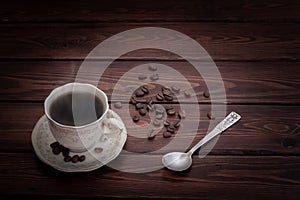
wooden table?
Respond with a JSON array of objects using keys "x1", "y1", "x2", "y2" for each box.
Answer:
[{"x1": 0, "y1": 0, "x2": 299, "y2": 199}]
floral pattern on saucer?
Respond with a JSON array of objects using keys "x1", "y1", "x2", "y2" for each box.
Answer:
[{"x1": 31, "y1": 109, "x2": 127, "y2": 172}]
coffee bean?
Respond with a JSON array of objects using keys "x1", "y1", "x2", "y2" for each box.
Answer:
[
  {"x1": 156, "y1": 93, "x2": 164, "y2": 101},
  {"x1": 135, "y1": 103, "x2": 144, "y2": 110},
  {"x1": 79, "y1": 155, "x2": 86, "y2": 162},
  {"x1": 174, "y1": 120, "x2": 181, "y2": 128},
  {"x1": 164, "y1": 120, "x2": 170, "y2": 127},
  {"x1": 153, "y1": 119, "x2": 161, "y2": 127},
  {"x1": 178, "y1": 110, "x2": 186, "y2": 119},
  {"x1": 203, "y1": 91, "x2": 210, "y2": 98},
  {"x1": 132, "y1": 115, "x2": 140, "y2": 122},
  {"x1": 184, "y1": 91, "x2": 191, "y2": 98},
  {"x1": 94, "y1": 147, "x2": 103, "y2": 153},
  {"x1": 164, "y1": 94, "x2": 173, "y2": 101},
  {"x1": 163, "y1": 131, "x2": 172, "y2": 138},
  {"x1": 114, "y1": 102, "x2": 122, "y2": 109},
  {"x1": 138, "y1": 74, "x2": 147, "y2": 80},
  {"x1": 147, "y1": 104, "x2": 153, "y2": 111},
  {"x1": 156, "y1": 113, "x2": 164, "y2": 120},
  {"x1": 167, "y1": 126, "x2": 175, "y2": 133},
  {"x1": 52, "y1": 146, "x2": 61, "y2": 155},
  {"x1": 130, "y1": 96, "x2": 137, "y2": 105},
  {"x1": 71, "y1": 155, "x2": 79, "y2": 163},
  {"x1": 150, "y1": 74, "x2": 159, "y2": 81},
  {"x1": 146, "y1": 97, "x2": 152, "y2": 105},
  {"x1": 282, "y1": 138, "x2": 296, "y2": 149},
  {"x1": 148, "y1": 65, "x2": 157, "y2": 71},
  {"x1": 139, "y1": 108, "x2": 147, "y2": 116},
  {"x1": 165, "y1": 105, "x2": 173, "y2": 111},
  {"x1": 207, "y1": 111, "x2": 215, "y2": 120},
  {"x1": 62, "y1": 147, "x2": 70, "y2": 157},
  {"x1": 141, "y1": 86, "x2": 149, "y2": 94},
  {"x1": 64, "y1": 156, "x2": 72, "y2": 162},
  {"x1": 155, "y1": 107, "x2": 164, "y2": 114},
  {"x1": 162, "y1": 86, "x2": 171, "y2": 91},
  {"x1": 162, "y1": 88, "x2": 172, "y2": 96},
  {"x1": 135, "y1": 90, "x2": 144, "y2": 97},
  {"x1": 148, "y1": 130, "x2": 157, "y2": 139},
  {"x1": 171, "y1": 85, "x2": 180, "y2": 93},
  {"x1": 50, "y1": 141, "x2": 59, "y2": 149},
  {"x1": 167, "y1": 109, "x2": 176, "y2": 115}
]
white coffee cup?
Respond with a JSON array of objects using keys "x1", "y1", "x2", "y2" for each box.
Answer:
[{"x1": 44, "y1": 82, "x2": 116, "y2": 153}]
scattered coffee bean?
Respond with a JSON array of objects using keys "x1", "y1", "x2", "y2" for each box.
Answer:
[
  {"x1": 174, "y1": 120, "x2": 181, "y2": 128},
  {"x1": 153, "y1": 119, "x2": 161, "y2": 127},
  {"x1": 94, "y1": 147, "x2": 103, "y2": 153},
  {"x1": 167, "y1": 126, "x2": 175, "y2": 133},
  {"x1": 132, "y1": 115, "x2": 140, "y2": 122},
  {"x1": 135, "y1": 90, "x2": 145, "y2": 97},
  {"x1": 148, "y1": 65, "x2": 157, "y2": 71},
  {"x1": 79, "y1": 155, "x2": 86, "y2": 162},
  {"x1": 164, "y1": 120, "x2": 170, "y2": 127},
  {"x1": 148, "y1": 130, "x2": 157, "y2": 139},
  {"x1": 282, "y1": 138, "x2": 296, "y2": 149},
  {"x1": 165, "y1": 105, "x2": 173, "y2": 111},
  {"x1": 71, "y1": 155, "x2": 79, "y2": 163},
  {"x1": 156, "y1": 93, "x2": 164, "y2": 101},
  {"x1": 146, "y1": 97, "x2": 152, "y2": 105},
  {"x1": 171, "y1": 85, "x2": 180, "y2": 93},
  {"x1": 135, "y1": 103, "x2": 144, "y2": 110},
  {"x1": 64, "y1": 156, "x2": 72, "y2": 162},
  {"x1": 130, "y1": 96, "x2": 137, "y2": 105},
  {"x1": 139, "y1": 108, "x2": 147, "y2": 116},
  {"x1": 147, "y1": 104, "x2": 153, "y2": 111},
  {"x1": 163, "y1": 131, "x2": 172, "y2": 138},
  {"x1": 207, "y1": 111, "x2": 215, "y2": 120},
  {"x1": 167, "y1": 109, "x2": 176, "y2": 115},
  {"x1": 114, "y1": 102, "x2": 122, "y2": 109},
  {"x1": 138, "y1": 74, "x2": 147, "y2": 80},
  {"x1": 162, "y1": 88, "x2": 172, "y2": 96},
  {"x1": 184, "y1": 91, "x2": 191, "y2": 98},
  {"x1": 141, "y1": 86, "x2": 149, "y2": 94},
  {"x1": 164, "y1": 94, "x2": 173, "y2": 101},
  {"x1": 62, "y1": 147, "x2": 70, "y2": 157},
  {"x1": 150, "y1": 74, "x2": 159, "y2": 81},
  {"x1": 156, "y1": 113, "x2": 164, "y2": 120},
  {"x1": 50, "y1": 141, "x2": 59, "y2": 149},
  {"x1": 52, "y1": 146, "x2": 61, "y2": 155},
  {"x1": 178, "y1": 110, "x2": 186, "y2": 119},
  {"x1": 203, "y1": 91, "x2": 210, "y2": 98},
  {"x1": 156, "y1": 107, "x2": 164, "y2": 115}
]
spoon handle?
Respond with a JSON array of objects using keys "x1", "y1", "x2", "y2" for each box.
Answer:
[{"x1": 188, "y1": 111, "x2": 241, "y2": 155}]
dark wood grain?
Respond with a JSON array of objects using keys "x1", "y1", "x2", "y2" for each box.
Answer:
[
  {"x1": 0, "y1": 61, "x2": 299, "y2": 104},
  {"x1": 0, "y1": 0, "x2": 299, "y2": 23},
  {"x1": 0, "y1": 23, "x2": 299, "y2": 61},
  {"x1": 0, "y1": 153, "x2": 299, "y2": 199},
  {"x1": 0, "y1": 103, "x2": 299, "y2": 155}
]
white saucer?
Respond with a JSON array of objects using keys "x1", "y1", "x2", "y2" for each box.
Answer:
[{"x1": 31, "y1": 109, "x2": 127, "y2": 172}]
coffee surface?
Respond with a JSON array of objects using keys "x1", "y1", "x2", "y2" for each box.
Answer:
[{"x1": 50, "y1": 92, "x2": 103, "y2": 126}]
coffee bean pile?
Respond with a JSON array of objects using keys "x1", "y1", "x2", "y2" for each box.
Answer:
[
  {"x1": 130, "y1": 85, "x2": 187, "y2": 139},
  {"x1": 50, "y1": 141, "x2": 86, "y2": 163}
]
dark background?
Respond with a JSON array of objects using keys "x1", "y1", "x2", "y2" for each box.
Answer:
[{"x1": 0, "y1": 0, "x2": 299, "y2": 199}]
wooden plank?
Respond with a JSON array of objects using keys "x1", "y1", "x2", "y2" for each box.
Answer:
[
  {"x1": 0, "y1": 23, "x2": 298, "y2": 61},
  {"x1": 0, "y1": 0, "x2": 299, "y2": 23},
  {"x1": 0, "y1": 152, "x2": 299, "y2": 199},
  {"x1": 0, "y1": 61, "x2": 299, "y2": 104},
  {"x1": 0, "y1": 103, "x2": 299, "y2": 155}
]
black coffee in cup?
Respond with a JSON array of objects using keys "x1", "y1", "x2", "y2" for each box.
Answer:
[{"x1": 49, "y1": 92, "x2": 103, "y2": 126}]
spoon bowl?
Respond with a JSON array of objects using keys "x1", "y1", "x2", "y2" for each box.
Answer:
[
  {"x1": 162, "y1": 152, "x2": 192, "y2": 171},
  {"x1": 162, "y1": 112, "x2": 241, "y2": 171}
]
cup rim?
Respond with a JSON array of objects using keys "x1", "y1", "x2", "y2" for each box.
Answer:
[{"x1": 44, "y1": 82, "x2": 109, "y2": 129}]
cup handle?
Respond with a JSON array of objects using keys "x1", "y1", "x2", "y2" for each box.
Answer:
[{"x1": 103, "y1": 117, "x2": 124, "y2": 134}]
